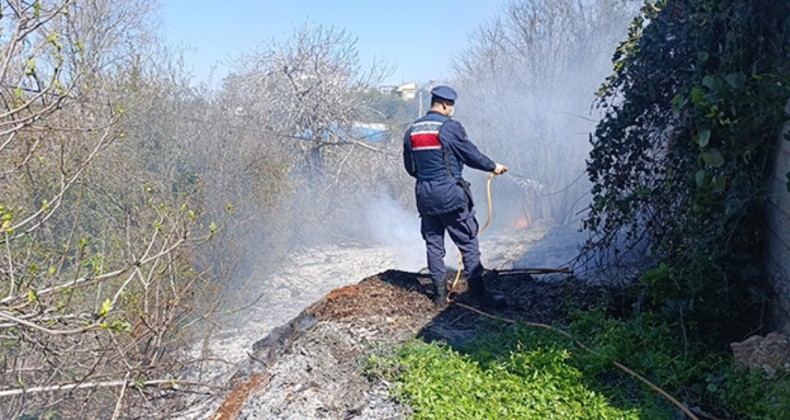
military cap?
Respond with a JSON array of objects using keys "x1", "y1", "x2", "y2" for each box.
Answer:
[{"x1": 430, "y1": 85, "x2": 457, "y2": 102}]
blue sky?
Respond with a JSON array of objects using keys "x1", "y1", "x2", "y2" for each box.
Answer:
[{"x1": 161, "y1": 0, "x2": 509, "y2": 87}]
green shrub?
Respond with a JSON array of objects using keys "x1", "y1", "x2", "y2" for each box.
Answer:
[{"x1": 370, "y1": 309, "x2": 790, "y2": 419}]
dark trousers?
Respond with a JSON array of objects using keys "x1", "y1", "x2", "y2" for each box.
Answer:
[{"x1": 421, "y1": 203, "x2": 484, "y2": 285}]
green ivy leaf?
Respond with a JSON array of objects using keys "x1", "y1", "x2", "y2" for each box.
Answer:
[
  {"x1": 691, "y1": 87, "x2": 707, "y2": 105},
  {"x1": 702, "y1": 75, "x2": 717, "y2": 91},
  {"x1": 697, "y1": 129, "x2": 711, "y2": 147},
  {"x1": 695, "y1": 170, "x2": 706, "y2": 187},
  {"x1": 702, "y1": 148, "x2": 725, "y2": 168},
  {"x1": 724, "y1": 73, "x2": 744, "y2": 89},
  {"x1": 712, "y1": 175, "x2": 726, "y2": 193},
  {"x1": 671, "y1": 93, "x2": 686, "y2": 112}
]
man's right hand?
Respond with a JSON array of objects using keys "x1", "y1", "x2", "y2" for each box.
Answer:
[{"x1": 493, "y1": 163, "x2": 508, "y2": 175}]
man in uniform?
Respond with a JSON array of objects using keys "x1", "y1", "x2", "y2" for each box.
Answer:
[{"x1": 403, "y1": 85, "x2": 508, "y2": 308}]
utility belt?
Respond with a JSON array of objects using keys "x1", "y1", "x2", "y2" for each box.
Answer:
[{"x1": 415, "y1": 175, "x2": 473, "y2": 207}]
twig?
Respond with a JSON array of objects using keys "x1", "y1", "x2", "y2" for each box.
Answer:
[
  {"x1": 0, "y1": 378, "x2": 221, "y2": 398},
  {"x1": 1, "y1": 235, "x2": 187, "y2": 305},
  {"x1": 111, "y1": 373, "x2": 130, "y2": 420},
  {"x1": 4, "y1": 231, "x2": 14, "y2": 298},
  {"x1": 0, "y1": 311, "x2": 99, "y2": 335},
  {"x1": 498, "y1": 267, "x2": 573, "y2": 275}
]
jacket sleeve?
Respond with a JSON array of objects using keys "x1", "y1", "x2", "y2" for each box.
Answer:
[
  {"x1": 403, "y1": 128, "x2": 417, "y2": 178},
  {"x1": 442, "y1": 120, "x2": 496, "y2": 172}
]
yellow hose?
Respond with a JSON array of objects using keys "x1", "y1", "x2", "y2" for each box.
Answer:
[{"x1": 450, "y1": 173, "x2": 495, "y2": 290}]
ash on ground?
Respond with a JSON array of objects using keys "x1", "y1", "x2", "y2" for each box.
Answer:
[{"x1": 172, "y1": 222, "x2": 615, "y2": 419}]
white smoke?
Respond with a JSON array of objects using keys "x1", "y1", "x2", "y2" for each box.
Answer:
[{"x1": 364, "y1": 194, "x2": 464, "y2": 272}]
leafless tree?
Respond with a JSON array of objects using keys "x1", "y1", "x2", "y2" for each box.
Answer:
[
  {"x1": 205, "y1": 23, "x2": 403, "y2": 256},
  {"x1": 452, "y1": 0, "x2": 639, "y2": 228},
  {"x1": 0, "y1": 1, "x2": 221, "y2": 417}
]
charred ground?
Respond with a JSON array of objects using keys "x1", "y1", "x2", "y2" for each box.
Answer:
[{"x1": 209, "y1": 269, "x2": 623, "y2": 419}]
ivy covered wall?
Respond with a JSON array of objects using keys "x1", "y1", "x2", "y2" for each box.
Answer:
[{"x1": 584, "y1": 1, "x2": 790, "y2": 341}]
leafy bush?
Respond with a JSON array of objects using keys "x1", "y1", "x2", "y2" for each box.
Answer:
[
  {"x1": 370, "y1": 337, "x2": 642, "y2": 419},
  {"x1": 370, "y1": 309, "x2": 790, "y2": 419},
  {"x1": 585, "y1": 0, "x2": 790, "y2": 341}
]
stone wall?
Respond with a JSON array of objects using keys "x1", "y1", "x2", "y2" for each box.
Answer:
[{"x1": 767, "y1": 100, "x2": 790, "y2": 334}]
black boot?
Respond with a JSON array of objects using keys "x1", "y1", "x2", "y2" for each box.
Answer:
[
  {"x1": 432, "y1": 279, "x2": 448, "y2": 309},
  {"x1": 467, "y1": 275, "x2": 506, "y2": 308}
]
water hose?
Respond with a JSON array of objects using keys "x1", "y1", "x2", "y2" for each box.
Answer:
[{"x1": 450, "y1": 173, "x2": 495, "y2": 290}]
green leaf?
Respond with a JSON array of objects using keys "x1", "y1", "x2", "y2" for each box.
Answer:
[
  {"x1": 724, "y1": 73, "x2": 744, "y2": 89},
  {"x1": 697, "y1": 129, "x2": 711, "y2": 147},
  {"x1": 702, "y1": 75, "x2": 716, "y2": 91},
  {"x1": 99, "y1": 299, "x2": 112, "y2": 318},
  {"x1": 702, "y1": 148, "x2": 725, "y2": 168},
  {"x1": 695, "y1": 170, "x2": 706, "y2": 187},
  {"x1": 697, "y1": 51, "x2": 709, "y2": 62},
  {"x1": 691, "y1": 87, "x2": 707, "y2": 105},
  {"x1": 712, "y1": 175, "x2": 726, "y2": 193},
  {"x1": 671, "y1": 93, "x2": 686, "y2": 112}
]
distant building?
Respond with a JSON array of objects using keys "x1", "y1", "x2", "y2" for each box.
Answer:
[
  {"x1": 377, "y1": 81, "x2": 431, "y2": 101},
  {"x1": 396, "y1": 82, "x2": 418, "y2": 101},
  {"x1": 378, "y1": 85, "x2": 397, "y2": 95}
]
